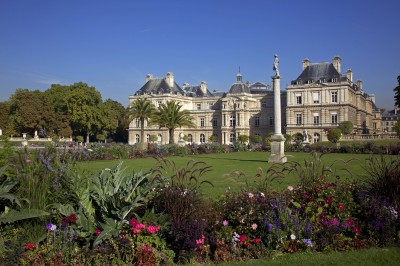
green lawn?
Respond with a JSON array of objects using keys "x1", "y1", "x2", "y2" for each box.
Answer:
[
  {"x1": 78, "y1": 152, "x2": 382, "y2": 198},
  {"x1": 220, "y1": 247, "x2": 400, "y2": 266}
]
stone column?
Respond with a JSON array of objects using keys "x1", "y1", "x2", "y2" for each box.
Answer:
[{"x1": 268, "y1": 76, "x2": 287, "y2": 163}]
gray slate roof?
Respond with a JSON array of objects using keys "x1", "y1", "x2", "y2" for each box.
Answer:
[
  {"x1": 292, "y1": 63, "x2": 341, "y2": 84},
  {"x1": 135, "y1": 78, "x2": 185, "y2": 95},
  {"x1": 228, "y1": 83, "x2": 250, "y2": 94},
  {"x1": 183, "y1": 86, "x2": 214, "y2": 97}
]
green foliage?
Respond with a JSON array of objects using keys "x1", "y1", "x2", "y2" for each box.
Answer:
[
  {"x1": 208, "y1": 135, "x2": 218, "y2": 143},
  {"x1": 152, "y1": 101, "x2": 196, "y2": 144},
  {"x1": 238, "y1": 134, "x2": 249, "y2": 144},
  {"x1": 76, "y1": 136, "x2": 84, "y2": 142},
  {"x1": 394, "y1": 120, "x2": 400, "y2": 137},
  {"x1": 339, "y1": 121, "x2": 354, "y2": 135},
  {"x1": 129, "y1": 98, "x2": 156, "y2": 149},
  {"x1": 327, "y1": 128, "x2": 342, "y2": 143},
  {"x1": 149, "y1": 134, "x2": 158, "y2": 142},
  {"x1": 394, "y1": 75, "x2": 400, "y2": 108},
  {"x1": 96, "y1": 134, "x2": 105, "y2": 142},
  {"x1": 249, "y1": 134, "x2": 262, "y2": 144}
]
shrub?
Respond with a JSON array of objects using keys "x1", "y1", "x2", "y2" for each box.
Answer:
[
  {"x1": 339, "y1": 121, "x2": 354, "y2": 135},
  {"x1": 327, "y1": 128, "x2": 342, "y2": 143}
]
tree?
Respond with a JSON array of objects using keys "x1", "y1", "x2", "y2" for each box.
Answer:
[
  {"x1": 66, "y1": 83, "x2": 105, "y2": 144},
  {"x1": 0, "y1": 102, "x2": 10, "y2": 135},
  {"x1": 338, "y1": 121, "x2": 354, "y2": 135},
  {"x1": 8, "y1": 89, "x2": 56, "y2": 137},
  {"x1": 237, "y1": 134, "x2": 249, "y2": 144},
  {"x1": 152, "y1": 100, "x2": 196, "y2": 144},
  {"x1": 128, "y1": 98, "x2": 156, "y2": 149},
  {"x1": 249, "y1": 134, "x2": 262, "y2": 144},
  {"x1": 327, "y1": 128, "x2": 342, "y2": 143},
  {"x1": 394, "y1": 75, "x2": 400, "y2": 108},
  {"x1": 394, "y1": 120, "x2": 400, "y2": 138},
  {"x1": 103, "y1": 99, "x2": 128, "y2": 142}
]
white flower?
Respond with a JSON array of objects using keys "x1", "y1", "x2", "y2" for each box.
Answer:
[
  {"x1": 290, "y1": 234, "x2": 296, "y2": 240},
  {"x1": 260, "y1": 192, "x2": 265, "y2": 197},
  {"x1": 251, "y1": 223, "x2": 258, "y2": 230},
  {"x1": 248, "y1": 193, "x2": 254, "y2": 198}
]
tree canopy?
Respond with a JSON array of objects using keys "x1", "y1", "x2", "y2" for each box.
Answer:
[
  {"x1": 128, "y1": 98, "x2": 156, "y2": 149},
  {"x1": 152, "y1": 100, "x2": 196, "y2": 144},
  {"x1": 338, "y1": 121, "x2": 354, "y2": 135}
]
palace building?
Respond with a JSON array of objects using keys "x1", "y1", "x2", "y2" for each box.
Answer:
[{"x1": 128, "y1": 56, "x2": 381, "y2": 145}]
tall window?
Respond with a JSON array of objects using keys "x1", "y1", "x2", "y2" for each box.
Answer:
[
  {"x1": 254, "y1": 116, "x2": 260, "y2": 127},
  {"x1": 213, "y1": 117, "x2": 218, "y2": 128},
  {"x1": 200, "y1": 134, "x2": 205, "y2": 143},
  {"x1": 209, "y1": 102, "x2": 213, "y2": 109},
  {"x1": 296, "y1": 93, "x2": 302, "y2": 104},
  {"x1": 312, "y1": 92, "x2": 320, "y2": 104},
  {"x1": 230, "y1": 115, "x2": 236, "y2": 127},
  {"x1": 331, "y1": 112, "x2": 338, "y2": 124},
  {"x1": 196, "y1": 103, "x2": 201, "y2": 110},
  {"x1": 269, "y1": 116, "x2": 274, "y2": 126},
  {"x1": 331, "y1": 91, "x2": 338, "y2": 103},
  {"x1": 296, "y1": 113, "x2": 302, "y2": 125},
  {"x1": 135, "y1": 119, "x2": 140, "y2": 128},
  {"x1": 261, "y1": 101, "x2": 267, "y2": 108},
  {"x1": 313, "y1": 113, "x2": 320, "y2": 125},
  {"x1": 200, "y1": 117, "x2": 205, "y2": 127},
  {"x1": 229, "y1": 133, "x2": 235, "y2": 143},
  {"x1": 146, "y1": 134, "x2": 150, "y2": 142},
  {"x1": 157, "y1": 134, "x2": 162, "y2": 143},
  {"x1": 188, "y1": 134, "x2": 193, "y2": 143},
  {"x1": 135, "y1": 134, "x2": 140, "y2": 143}
]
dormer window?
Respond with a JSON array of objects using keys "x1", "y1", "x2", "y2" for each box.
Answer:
[
  {"x1": 331, "y1": 78, "x2": 337, "y2": 83},
  {"x1": 320, "y1": 78, "x2": 326, "y2": 83},
  {"x1": 307, "y1": 80, "x2": 313, "y2": 84},
  {"x1": 296, "y1": 80, "x2": 302, "y2": 85}
]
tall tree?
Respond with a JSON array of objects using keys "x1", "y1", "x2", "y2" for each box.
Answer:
[
  {"x1": 8, "y1": 89, "x2": 56, "y2": 137},
  {"x1": 128, "y1": 98, "x2": 156, "y2": 149},
  {"x1": 152, "y1": 100, "x2": 196, "y2": 144},
  {"x1": 45, "y1": 84, "x2": 73, "y2": 137},
  {"x1": 394, "y1": 75, "x2": 400, "y2": 108},
  {"x1": 0, "y1": 102, "x2": 10, "y2": 135},
  {"x1": 102, "y1": 99, "x2": 127, "y2": 142},
  {"x1": 66, "y1": 82, "x2": 104, "y2": 144}
]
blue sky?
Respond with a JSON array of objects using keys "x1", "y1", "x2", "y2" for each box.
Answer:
[{"x1": 1, "y1": 0, "x2": 399, "y2": 110}]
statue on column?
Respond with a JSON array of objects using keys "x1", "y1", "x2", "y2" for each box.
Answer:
[{"x1": 273, "y1": 54, "x2": 280, "y2": 77}]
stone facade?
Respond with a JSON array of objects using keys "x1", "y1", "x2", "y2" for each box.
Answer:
[
  {"x1": 382, "y1": 107, "x2": 400, "y2": 134},
  {"x1": 128, "y1": 56, "x2": 381, "y2": 145},
  {"x1": 128, "y1": 71, "x2": 286, "y2": 145},
  {"x1": 286, "y1": 56, "x2": 380, "y2": 142}
]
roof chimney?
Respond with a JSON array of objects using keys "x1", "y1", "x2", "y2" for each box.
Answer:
[
  {"x1": 165, "y1": 72, "x2": 174, "y2": 87},
  {"x1": 346, "y1": 69, "x2": 353, "y2": 82},
  {"x1": 200, "y1": 81, "x2": 207, "y2": 94},
  {"x1": 302, "y1": 58, "x2": 310, "y2": 70},
  {"x1": 356, "y1": 80, "x2": 363, "y2": 91},
  {"x1": 146, "y1": 74, "x2": 153, "y2": 82},
  {"x1": 332, "y1": 56, "x2": 341, "y2": 73}
]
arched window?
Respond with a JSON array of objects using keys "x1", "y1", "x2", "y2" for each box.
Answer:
[
  {"x1": 135, "y1": 134, "x2": 140, "y2": 143},
  {"x1": 188, "y1": 134, "x2": 193, "y2": 143},
  {"x1": 158, "y1": 134, "x2": 162, "y2": 143},
  {"x1": 200, "y1": 134, "x2": 205, "y2": 143}
]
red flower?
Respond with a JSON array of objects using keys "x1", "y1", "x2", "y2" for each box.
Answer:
[
  {"x1": 25, "y1": 243, "x2": 37, "y2": 251},
  {"x1": 319, "y1": 175, "x2": 324, "y2": 180},
  {"x1": 95, "y1": 229, "x2": 101, "y2": 236},
  {"x1": 253, "y1": 238, "x2": 262, "y2": 243},
  {"x1": 337, "y1": 203, "x2": 345, "y2": 211},
  {"x1": 61, "y1": 213, "x2": 78, "y2": 225},
  {"x1": 255, "y1": 173, "x2": 261, "y2": 177},
  {"x1": 325, "y1": 197, "x2": 333, "y2": 205},
  {"x1": 353, "y1": 226, "x2": 360, "y2": 235},
  {"x1": 239, "y1": 235, "x2": 247, "y2": 245},
  {"x1": 346, "y1": 219, "x2": 354, "y2": 227}
]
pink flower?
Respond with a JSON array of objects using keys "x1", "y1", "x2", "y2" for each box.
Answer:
[
  {"x1": 196, "y1": 235, "x2": 205, "y2": 245},
  {"x1": 146, "y1": 225, "x2": 160, "y2": 234},
  {"x1": 251, "y1": 223, "x2": 258, "y2": 230},
  {"x1": 132, "y1": 227, "x2": 141, "y2": 234},
  {"x1": 253, "y1": 238, "x2": 262, "y2": 243},
  {"x1": 346, "y1": 219, "x2": 354, "y2": 227},
  {"x1": 338, "y1": 203, "x2": 345, "y2": 211},
  {"x1": 353, "y1": 226, "x2": 360, "y2": 235},
  {"x1": 287, "y1": 185, "x2": 294, "y2": 191},
  {"x1": 95, "y1": 229, "x2": 101, "y2": 236},
  {"x1": 239, "y1": 235, "x2": 247, "y2": 245},
  {"x1": 223, "y1": 220, "x2": 229, "y2": 226},
  {"x1": 324, "y1": 197, "x2": 333, "y2": 205}
]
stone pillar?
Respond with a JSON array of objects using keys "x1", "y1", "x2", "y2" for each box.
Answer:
[{"x1": 268, "y1": 76, "x2": 287, "y2": 163}]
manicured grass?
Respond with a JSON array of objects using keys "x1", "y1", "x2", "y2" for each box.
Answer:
[
  {"x1": 77, "y1": 152, "x2": 383, "y2": 198},
  {"x1": 221, "y1": 247, "x2": 400, "y2": 266}
]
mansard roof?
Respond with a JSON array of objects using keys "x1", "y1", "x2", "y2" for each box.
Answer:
[
  {"x1": 293, "y1": 62, "x2": 341, "y2": 83},
  {"x1": 183, "y1": 85, "x2": 214, "y2": 97},
  {"x1": 135, "y1": 78, "x2": 185, "y2": 95}
]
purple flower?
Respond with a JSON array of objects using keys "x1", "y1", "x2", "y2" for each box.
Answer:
[
  {"x1": 223, "y1": 220, "x2": 229, "y2": 226},
  {"x1": 302, "y1": 238, "x2": 313, "y2": 247},
  {"x1": 46, "y1": 223, "x2": 57, "y2": 231}
]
